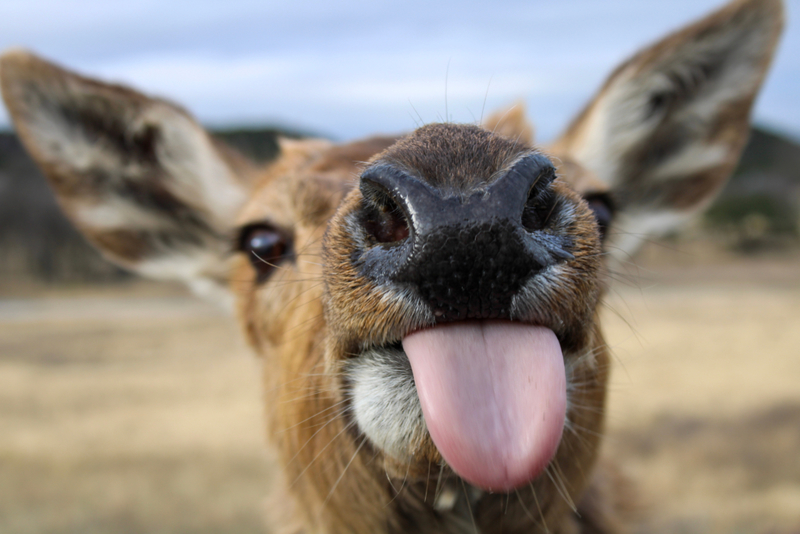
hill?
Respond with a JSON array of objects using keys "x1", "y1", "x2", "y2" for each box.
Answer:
[{"x1": 1, "y1": 126, "x2": 798, "y2": 283}]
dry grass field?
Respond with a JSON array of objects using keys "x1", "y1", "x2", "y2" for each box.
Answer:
[
  {"x1": 602, "y1": 244, "x2": 800, "y2": 534},
  {"x1": 1, "y1": 243, "x2": 798, "y2": 534}
]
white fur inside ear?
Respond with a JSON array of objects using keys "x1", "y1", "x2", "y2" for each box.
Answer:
[
  {"x1": 24, "y1": 95, "x2": 249, "y2": 242},
  {"x1": 26, "y1": 102, "x2": 123, "y2": 175},
  {"x1": 138, "y1": 253, "x2": 235, "y2": 312},
  {"x1": 346, "y1": 346, "x2": 426, "y2": 462},
  {"x1": 651, "y1": 143, "x2": 729, "y2": 182},
  {"x1": 606, "y1": 210, "x2": 691, "y2": 264},
  {"x1": 573, "y1": 64, "x2": 754, "y2": 190},
  {"x1": 141, "y1": 105, "x2": 247, "y2": 231},
  {"x1": 569, "y1": 7, "x2": 777, "y2": 191},
  {"x1": 75, "y1": 198, "x2": 166, "y2": 231}
]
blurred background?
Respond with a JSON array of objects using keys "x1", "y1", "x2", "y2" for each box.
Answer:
[{"x1": 0, "y1": 1, "x2": 798, "y2": 533}]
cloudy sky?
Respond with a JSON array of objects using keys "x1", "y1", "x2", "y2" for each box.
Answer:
[{"x1": 0, "y1": 0, "x2": 797, "y2": 142}]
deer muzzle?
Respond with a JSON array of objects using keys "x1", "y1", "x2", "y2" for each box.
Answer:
[{"x1": 351, "y1": 153, "x2": 571, "y2": 490}]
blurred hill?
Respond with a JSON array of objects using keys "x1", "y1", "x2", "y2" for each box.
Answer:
[
  {"x1": 705, "y1": 127, "x2": 800, "y2": 250},
  {"x1": 0, "y1": 132, "x2": 123, "y2": 283},
  {"x1": 0, "y1": 126, "x2": 798, "y2": 285}
]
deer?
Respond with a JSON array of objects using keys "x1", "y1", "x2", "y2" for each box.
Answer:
[{"x1": 0, "y1": 0, "x2": 784, "y2": 532}]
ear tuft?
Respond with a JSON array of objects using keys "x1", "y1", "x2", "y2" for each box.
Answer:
[{"x1": 483, "y1": 102, "x2": 535, "y2": 145}]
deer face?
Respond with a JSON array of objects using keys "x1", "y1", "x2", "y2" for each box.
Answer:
[
  {"x1": 0, "y1": 0, "x2": 783, "y2": 531},
  {"x1": 224, "y1": 122, "x2": 612, "y2": 529},
  {"x1": 323, "y1": 124, "x2": 604, "y2": 490}
]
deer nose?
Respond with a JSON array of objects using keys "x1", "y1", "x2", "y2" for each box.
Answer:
[{"x1": 357, "y1": 154, "x2": 572, "y2": 323}]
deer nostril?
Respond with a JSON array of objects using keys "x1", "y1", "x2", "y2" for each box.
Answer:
[
  {"x1": 521, "y1": 184, "x2": 556, "y2": 232},
  {"x1": 362, "y1": 193, "x2": 410, "y2": 245}
]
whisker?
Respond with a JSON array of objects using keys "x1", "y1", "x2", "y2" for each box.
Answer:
[
  {"x1": 385, "y1": 460, "x2": 412, "y2": 506},
  {"x1": 283, "y1": 407, "x2": 349, "y2": 468},
  {"x1": 479, "y1": 76, "x2": 493, "y2": 125},
  {"x1": 489, "y1": 103, "x2": 519, "y2": 138},
  {"x1": 408, "y1": 99, "x2": 425, "y2": 126},
  {"x1": 461, "y1": 479, "x2": 478, "y2": 534},
  {"x1": 424, "y1": 458, "x2": 432, "y2": 504},
  {"x1": 321, "y1": 434, "x2": 368, "y2": 508},
  {"x1": 433, "y1": 463, "x2": 445, "y2": 504},
  {"x1": 529, "y1": 482, "x2": 550, "y2": 534},
  {"x1": 385, "y1": 470, "x2": 399, "y2": 497},
  {"x1": 544, "y1": 463, "x2": 577, "y2": 514},
  {"x1": 444, "y1": 57, "x2": 451, "y2": 123},
  {"x1": 277, "y1": 398, "x2": 349, "y2": 431},
  {"x1": 515, "y1": 488, "x2": 540, "y2": 529},
  {"x1": 278, "y1": 384, "x2": 341, "y2": 405},
  {"x1": 290, "y1": 419, "x2": 357, "y2": 488}
]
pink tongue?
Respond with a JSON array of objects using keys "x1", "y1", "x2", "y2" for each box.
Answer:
[{"x1": 402, "y1": 321, "x2": 566, "y2": 491}]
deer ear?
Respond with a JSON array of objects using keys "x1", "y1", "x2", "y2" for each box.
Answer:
[
  {"x1": 1, "y1": 50, "x2": 258, "y2": 306},
  {"x1": 551, "y1": 0, "x2": 784, "y2": 259},
  {"x1": 483, "y1": 102, "x2": 535, "y2": 145}
]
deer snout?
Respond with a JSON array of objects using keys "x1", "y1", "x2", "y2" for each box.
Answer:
[{"x1": 356, "y1": 153, "x2": 574, "y2": 323}]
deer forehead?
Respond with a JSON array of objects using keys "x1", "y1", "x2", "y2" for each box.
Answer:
[
  {"x1": 237, "y1": 136, "x2": 404, "y2": 229},
  {"x1": 236, "y1": 123, "x2": 585, "y2": 234},
  {"x1": 372, "y1": 123, "x2": 532, "y2": 193}
]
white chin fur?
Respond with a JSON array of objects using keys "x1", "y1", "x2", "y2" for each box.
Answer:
[{"x1": 345, "y1": 346, "x2": 426, "y2": 461}]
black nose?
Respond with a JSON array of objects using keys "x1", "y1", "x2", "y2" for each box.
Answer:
[{"x1": 357, "y1": 153, "x2": 572, "y2": 322}]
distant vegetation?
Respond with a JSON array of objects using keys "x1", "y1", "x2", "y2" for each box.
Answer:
[
  {"x1": 705, "y1": 127, "x2": 800, "y2": 251},
  {"x1": 213, "y1": 127, "x2": 306, "y2": 163},
  {"x1": 1, "y1": 126, "x2": 798, "y2": 284},
  {"x1": 0, "y1": 133, "x2": 126, "y2": 283}
]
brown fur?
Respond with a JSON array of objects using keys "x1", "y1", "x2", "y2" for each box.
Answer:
[
  {"x1": 0, "y1": 1, "x2": 785, "y2": 533},
  {"x1": 481, "y1": 103, "x2": 535, "y2": 146}
]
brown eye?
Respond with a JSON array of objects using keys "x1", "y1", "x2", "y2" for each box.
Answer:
[
  {"x1": 584, "y1": 193, "x2": 615, "y2": 242},
  {"x1": 238, "y1": 224, "x2": 292, "y2": 282}
]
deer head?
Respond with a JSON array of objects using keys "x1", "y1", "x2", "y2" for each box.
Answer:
[{"x1": 0, "y1": 0, "x2": 783, "y2": 532}]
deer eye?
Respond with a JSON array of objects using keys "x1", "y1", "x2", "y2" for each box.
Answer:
[
  {"x1": 583, "y1": 193, "x2": 615, "y2": 242},
  {"x1": 238, "y1": 224, "x2": 292, "y2": 282}
]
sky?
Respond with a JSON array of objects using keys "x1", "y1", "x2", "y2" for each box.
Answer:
[{"x1": 0, "y1": 0, "x2": 798, "y2": 143}]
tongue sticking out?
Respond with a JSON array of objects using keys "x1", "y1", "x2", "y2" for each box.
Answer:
[{"x1": 402, "y1": 321, "x2": 566, "y2": 491}]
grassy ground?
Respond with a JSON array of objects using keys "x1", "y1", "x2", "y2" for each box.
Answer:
[
  {"x1": 1, "y1": 245, "x2": 799, "y2": 533},
  {"x1": 602, "y1": 244, "x2": 800, "y2": 534},
  {"x1": 0, "y1": 286, "x2": 271, "y2": 534}
]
